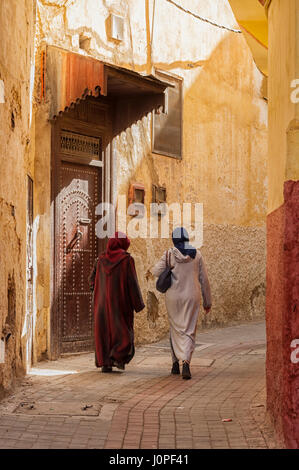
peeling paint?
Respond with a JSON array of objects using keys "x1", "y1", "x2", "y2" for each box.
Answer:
[
  {"x1": 0, "y1": 0, "x2": 35, "y2": 395},
  {"x1": 0, "y1": 80, "x2": 4, "y2": 103}
]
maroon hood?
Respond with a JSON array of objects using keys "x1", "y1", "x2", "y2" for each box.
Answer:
[{"x1": 100, "y1": 232, "x2": 130, "y2": 273}]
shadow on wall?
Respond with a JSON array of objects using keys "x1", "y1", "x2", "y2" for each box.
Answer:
[
  {"x1": 181, "y1": 32, "x2": 267, "y2": 329},
  {"x1": 41, "y1": 29, "x2": 267, "y2": 359},
  {"x1": 112, "y1": 31, "x2": 268, "y2": 333}
]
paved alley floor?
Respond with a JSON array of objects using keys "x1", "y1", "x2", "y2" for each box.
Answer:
[{"x1": 0, "y1": 321, "x2": 278, "y2": 449}]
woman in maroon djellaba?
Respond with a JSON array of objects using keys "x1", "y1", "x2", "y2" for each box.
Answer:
[{"x1": 89, "y1": 232, "x2": 145, "y2": 373}]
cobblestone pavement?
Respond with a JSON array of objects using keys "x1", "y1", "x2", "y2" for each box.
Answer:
[{"x1": 0, "y1": 321, "x2": 279, "y2": 449}]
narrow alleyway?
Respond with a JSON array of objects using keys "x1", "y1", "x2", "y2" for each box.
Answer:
[{"x1": 0, "y1": 321, "x2": 277, "y2": 449}]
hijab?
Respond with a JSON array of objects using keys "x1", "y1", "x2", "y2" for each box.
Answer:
[{"x1": 172, "y1": 227, "x2": 197, "y2": 259}]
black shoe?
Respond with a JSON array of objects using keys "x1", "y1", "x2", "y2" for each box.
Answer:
[
  {"x1": 182, "y1": 361, "x2": 191, "y2": 380},
  {"x1": 102, "y1": 366, "x2": 112, "y2": 373},
  {"x1": 171, "y1": 361, "x2": 180, "y2": 375}
]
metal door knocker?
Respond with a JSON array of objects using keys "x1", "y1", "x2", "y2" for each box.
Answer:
[{"x1": 66, "y1": 230, "x2": 83, "y2": 253}]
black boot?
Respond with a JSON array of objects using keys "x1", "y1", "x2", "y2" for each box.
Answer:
[
  {"x1": 182, "y1": 361, "x2": 191, "y2": 380},
  {"x1": 171, "y1": 361, "x2": 180, "y2": 375},
  {"x1": 102, "y1": 366, "x2": 112, "y2": 373}
]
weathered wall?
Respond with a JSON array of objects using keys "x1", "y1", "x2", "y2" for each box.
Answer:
[
  {"x1": 33, "y1": 103, "x2": 52, "y2": 362},
  {"x1": 266, "y1": 0, "x2": 299, "y2": 449},
  {"x1": 267, "y1": 181, "x2": 299, "y2": 449},
  {"x1": 282, "y1": 181, "x2": 299, "y2": 449},
  {"x1": 33, "y1": 0, "x2": 267, "y2": 353},
  {"x1": 267, "y1": 0, "x2": 299, "y2": 214},
  {"x1": 109, "y1": 3, "x2": 268, "y2": 340},
  {"x1": 0, "y1": 0, "x2": 35, "y2": 395}
]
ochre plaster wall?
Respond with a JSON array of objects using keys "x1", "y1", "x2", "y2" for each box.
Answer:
[
  {"x1": 267, "y1": 0, "x2": 299, "y2": 213},
  {"x1": 0, "y1": 0, "x2": 35, "y2": 395},
  {"x1": 33, "y1": 0, "x2": 268, "y2": 353}
]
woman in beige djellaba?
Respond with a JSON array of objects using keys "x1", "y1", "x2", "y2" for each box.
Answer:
[{"x1": 152, "y1": 227, "x2": 212, "y2": 380}]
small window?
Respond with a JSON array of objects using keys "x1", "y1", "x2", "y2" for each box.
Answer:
[
  {"x1": 152, "y1": 71, "x2": 183, "y2": 159},
  {"x1": 128, "y1": 183, "x2": 146, "y2": 217},
  {"x1": 152, "y1": 185, "x2": 166, "y2": 204},
  {"x1": 128, "y1": 183, "x2": 145, "y2": 205}
]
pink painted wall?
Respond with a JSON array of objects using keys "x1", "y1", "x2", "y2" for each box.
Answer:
[{"x1": 266, "y1": 180, "x2": 299, "y2": 448}]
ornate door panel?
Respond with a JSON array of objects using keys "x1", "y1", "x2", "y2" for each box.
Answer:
[{"x1": 57, "y1": 162, "x2": 100, "y2": 354}]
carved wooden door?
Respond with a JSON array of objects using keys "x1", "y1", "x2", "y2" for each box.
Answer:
[
  {"x1": 51, "y1": 97, "x2": 111, "y2": 358},
  {"x1": 57, "y1": 162, "x2": 100, "y2": 354}
]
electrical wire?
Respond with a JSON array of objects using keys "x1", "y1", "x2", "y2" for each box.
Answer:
[{"x1": 166, "y1": 0, "x2": 242, "y2": 34}]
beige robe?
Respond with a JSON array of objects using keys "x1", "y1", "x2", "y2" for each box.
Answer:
[{"x1": 152, "y1": 247, "x2": 212, "y2": 363}]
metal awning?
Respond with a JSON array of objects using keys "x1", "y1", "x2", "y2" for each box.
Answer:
[
  {"x1": 104, "y1": 63, "x2": 173, "y2": 97},
  {"x1": 44, "y1": 46, "x2": 171, "y2": 118}
]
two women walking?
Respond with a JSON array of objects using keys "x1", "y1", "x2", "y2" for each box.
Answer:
[{"x1": 90, "y1": 227, "x2": 212, "y2": 379}]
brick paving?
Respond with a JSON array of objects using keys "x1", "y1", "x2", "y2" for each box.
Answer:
[{"x1": 0, "y1": 321, "x2": 279, "y2": 449}]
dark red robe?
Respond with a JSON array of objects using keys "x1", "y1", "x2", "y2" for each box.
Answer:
[{"x1": 89, "y1": 233, "x2": 145, "y2": 368}]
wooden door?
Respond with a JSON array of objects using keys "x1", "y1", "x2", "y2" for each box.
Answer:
[
  {"x1": 57, "y1": 162, "x2": 101, "y2": 354},
  {"x1": 51, "y1": 97, "x2": 112, "y2": 357}
]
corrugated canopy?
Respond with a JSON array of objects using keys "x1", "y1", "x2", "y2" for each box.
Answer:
[{"x1": 44, "y1": 46, "x2": 171, "y2": 118}]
